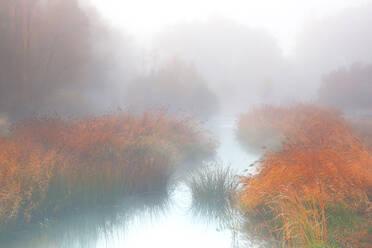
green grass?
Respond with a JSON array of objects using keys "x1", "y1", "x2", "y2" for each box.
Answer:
[{"x1": 187, "y1": 164, "x2": 241, "y2": 229}]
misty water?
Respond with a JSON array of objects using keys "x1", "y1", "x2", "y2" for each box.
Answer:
[{"x1": 8, "y1": 116, "x2": 259, "y2": 248}]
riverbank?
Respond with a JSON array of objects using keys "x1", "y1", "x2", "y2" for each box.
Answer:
[
  {"x1": 238, "y1": 105, "x2": 372, "y2": 247},
  {"x1": 0, "y1": 111, "x2": 216, "y2": 240}
]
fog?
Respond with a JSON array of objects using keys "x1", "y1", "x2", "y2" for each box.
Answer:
[
  {"x1": 294, "y1": 3, "x2": 372, "y2": 99},
  {"x1": 153, "y1": 18, "x2": 304, "y2": 113},
  {"x1": 1, "y1": 0, "x2": 372, "y2": 120},
  {"x1": 2, "y1": 1, "x2": 372, "y2": 247}
]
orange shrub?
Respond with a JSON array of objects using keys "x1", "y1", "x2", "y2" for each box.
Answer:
[
  {"x1": 0, "y1": 111, "x2": 216, "y2": 233},
  {"x1": 239, "y1": 105, "x2": 372, "y2": 247},
  {"x1": 0, "y1": 138, "x2": 60, "y2": 231}
]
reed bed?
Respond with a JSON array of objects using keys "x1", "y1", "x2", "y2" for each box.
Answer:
[
  {"x1": 0, "y1": 111, "x2": 216, "y2": 235},
  {"x1": 238, "y1": 105, "x2": 372, "y2": 247}
]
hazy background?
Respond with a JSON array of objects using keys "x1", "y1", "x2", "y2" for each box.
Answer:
[{"x1": 1, "y1": 0, "x2": 372, "y2": 128}]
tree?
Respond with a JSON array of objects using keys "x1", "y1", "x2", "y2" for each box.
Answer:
[
  {"x1": 0, "y1": 0, "x2": 94, "y2": 119},
  {"x1": 125, "y1": 59, "x2": 219, "y2": 119},
  {"x1": 318, "y1": 63, "x2": 372, "y2": 112}
]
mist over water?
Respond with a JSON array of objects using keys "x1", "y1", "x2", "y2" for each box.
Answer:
[
  {"x1": 2, "y1": 0, "x2": 372, "y2": 123},
  {"x1": 4, "y1": 117, "x2": 258, "y2": 248},
  {"x1": 1, "y1": 0, "x2": 372, "y2": 247}
]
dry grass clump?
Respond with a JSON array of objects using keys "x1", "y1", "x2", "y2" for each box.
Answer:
[
  {"x1": 0, "y1": 138, "x2": 58, "y2": 231},
  {"x1": 0, "y1": 111, "x2": 216, "y2": 234},
  {"x1": 239, "y1": 105, "x2": 372, "y2": 247}
]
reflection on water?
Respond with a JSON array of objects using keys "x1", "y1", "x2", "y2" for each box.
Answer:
[
  {"x1": 5, "y1": 192, "x2": 171, "y2": 248},
  {"x1": 112, "y1": 184, "x2": 233, "y2": 248},
  {"x1": 206, "y1": 116, "x2": 261, "y2": 174},
  {"x1": 4, "y1": 116, "x2": 259, "y2": 248}
]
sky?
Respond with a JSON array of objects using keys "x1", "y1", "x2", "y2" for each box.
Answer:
[{"x1": 88, "y1": 0, "x2": 372, "y2": 55}]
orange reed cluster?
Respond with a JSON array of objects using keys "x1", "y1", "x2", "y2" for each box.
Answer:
[
  {"x1": 0, "y1": 111, "x2": 216, "y2": 232},
  {"x1": 239, "y1": 105, "x2": 372, "y2": 247}
]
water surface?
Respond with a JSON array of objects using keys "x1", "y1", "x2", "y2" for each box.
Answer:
[{"x1": 8, "y1": 116, "x2": 259, "y2": 248}]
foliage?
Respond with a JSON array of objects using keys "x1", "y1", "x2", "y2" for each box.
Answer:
[
  {"x1": 125, "y1": 59, "x2": 219, "y2": 119},
  {"x1": 238, "y1": 105, "x2": 372, "y2": 247},
  {"x1": 0, "y1": 111, "x2": 216, "y2": 235},
  {"x1": 318, "y1": 63, "x2": 372, "y2": 111},
  {"x1": 0, "y1": 0, "x2": 135, "y2": 120},
  {"x1": 0, "y1": 0, "x2": 90, "y2": 118}
]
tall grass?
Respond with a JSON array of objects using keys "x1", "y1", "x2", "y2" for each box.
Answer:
[
  {"x1": 238, "y1": 105, "x2": 372, "y2": 247},
  {"x1": 187, "y1": 164, "x2": 243, "y2": 247},
  {"x1": 188, "y1": 164, "x2": 240, "y2": 224},
  {"x1": 0, "y1": 111, "x2": 216, "y2": 237}
]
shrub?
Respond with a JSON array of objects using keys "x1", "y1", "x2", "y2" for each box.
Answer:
[
  {"x1": 318, "y1": 63, "x2": 372, "y2": 112},
  {"x1": 0, "y1": 111, "x2": 216, "y2": 234},
  {"x1": 125, "y1": 59, "x2": 219, "y2": 119},
  {"x1": 239, "y1": 105, "x2": 372, "y2": 247}
]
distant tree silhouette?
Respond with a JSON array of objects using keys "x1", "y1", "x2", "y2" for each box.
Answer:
[
  {"x1": 0, "y1": 0, "x2": 133, "y2": 120},
  {"x1": 318, "y1": 63, "x2": 372, "y2": 112},
  {"x1": 125, "y1": 59, "x2": 219, "y2": 119}
]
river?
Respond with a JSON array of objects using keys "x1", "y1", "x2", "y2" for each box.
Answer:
[{"x1": 8, "y1": 116, "x2": 259, "y2": 248}]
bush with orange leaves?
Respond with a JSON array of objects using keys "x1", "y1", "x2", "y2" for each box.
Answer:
[
  {"x1": 239, "y1": 105, "x2": 372, "y2": 247},
  {"x1": 0, "y1": 111, "x2": 216, "y2": 233}
]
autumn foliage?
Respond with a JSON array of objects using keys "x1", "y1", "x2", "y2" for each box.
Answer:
[
  {"x1": 0, "y1": 111, "x2": 216, "y2": 233},
  {"x1": 238, "y1": 105, "x2": 372, "y2": 247}
]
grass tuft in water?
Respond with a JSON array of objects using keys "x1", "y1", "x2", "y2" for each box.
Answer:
[{"x1": 187, "y1": 163, "x2": 243, "y2": 233}]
